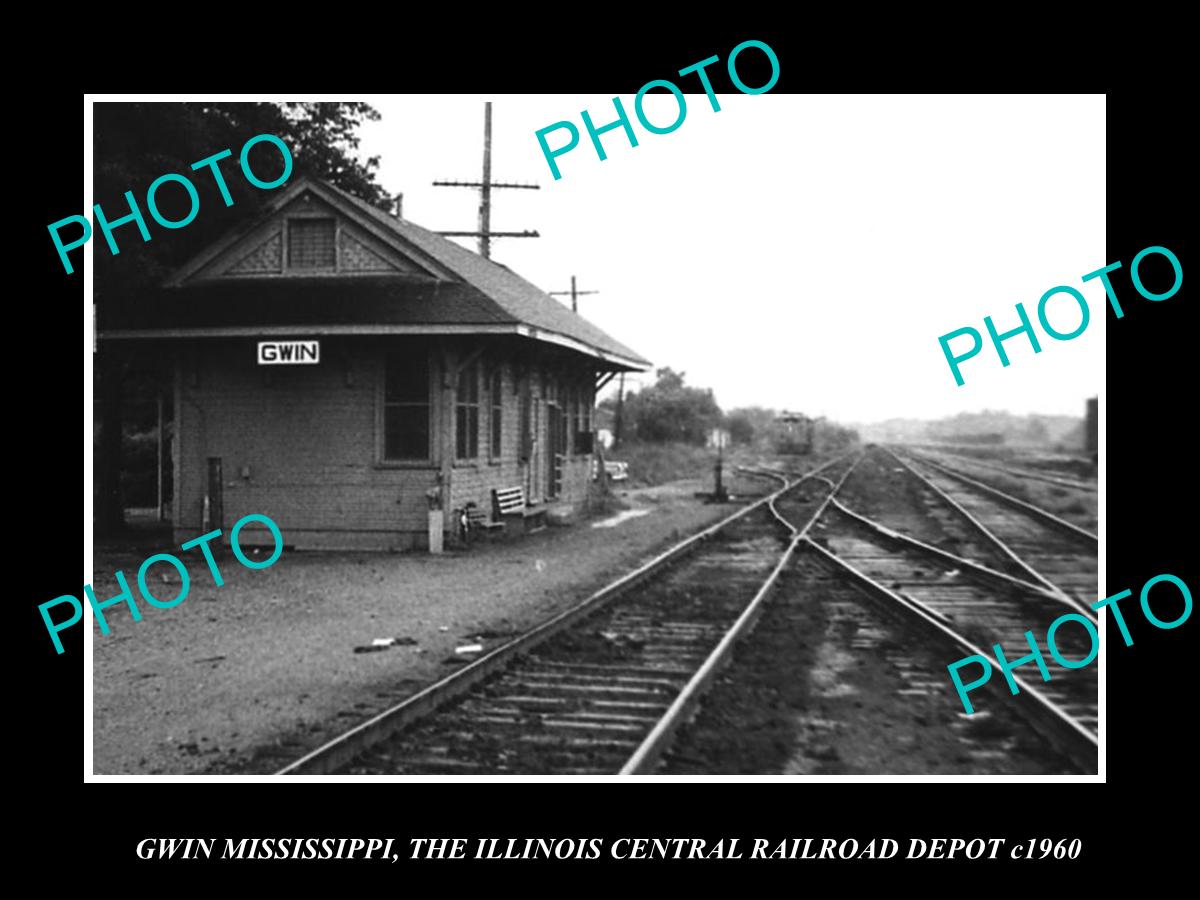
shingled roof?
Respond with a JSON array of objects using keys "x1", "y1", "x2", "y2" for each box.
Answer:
[{"x1": 100, "y1": 176, "x2": 650, "y2": 371}]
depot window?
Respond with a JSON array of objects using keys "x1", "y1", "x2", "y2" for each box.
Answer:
[
  {"x1": 382, "y1": 352, "x2": 431, "y2": 461},
  {"x1": 456, "y1": 361, "x2": 480, "y2": 461}
]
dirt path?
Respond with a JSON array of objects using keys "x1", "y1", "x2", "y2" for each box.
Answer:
[{"x1": 92, "y1": 473, "x2": 768, "y2": 774}]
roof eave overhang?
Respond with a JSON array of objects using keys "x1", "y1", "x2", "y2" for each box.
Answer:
[
  {"x1": 98, "y1": 322, "x2": 651, "y2": 371},
  {"x1": 514, "y1": 325, "x2": 649, "y2": 371}
]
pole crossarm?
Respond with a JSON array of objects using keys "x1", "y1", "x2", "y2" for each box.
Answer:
[
  {"x1": 432, "y1": 102, "x2": 540, "y2": 258},
  {"x1": 438, "y1": 230, "x2": 540, "y2": 238},
  {"x1": 433, "y1": 180, "x2": 540, "y2": 190}
]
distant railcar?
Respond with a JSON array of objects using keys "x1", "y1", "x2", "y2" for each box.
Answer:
[{"x1": 772, "y1": 411, "x2": 815, "y2": 455}]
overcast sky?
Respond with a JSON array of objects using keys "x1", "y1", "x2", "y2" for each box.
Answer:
[{"x1": 356, "y1": 94, "x2": 1105, "y2": 424}]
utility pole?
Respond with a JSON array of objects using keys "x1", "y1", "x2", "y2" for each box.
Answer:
[
  {"x1": 613, "y1": 372, "x2": 626, "y2": 449},
  {"x1": 550, "y1": 275, "x2": 599, "y2": 313},
  {"x1": 479, "y1": 100, "x2": 492, "y2": 258},
  {"x1": 434, "y1": 101, "x2": 540, "y2": 258}
]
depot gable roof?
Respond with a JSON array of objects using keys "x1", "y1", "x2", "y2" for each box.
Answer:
[{"x1": 102, "y1": 176, "x2": 650, "y2": 371}]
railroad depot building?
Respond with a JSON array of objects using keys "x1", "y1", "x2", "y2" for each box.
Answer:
[{"x1": 100, "y1": 176, "x2": 649, "y2": 550}]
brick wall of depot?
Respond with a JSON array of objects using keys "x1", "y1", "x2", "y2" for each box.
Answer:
[
  {"x1": 174, "y1": 338, "x2": 600, "y2": 550},
  {"x1": 174, "y1": 338, "x2": 439, "y2": 551}
]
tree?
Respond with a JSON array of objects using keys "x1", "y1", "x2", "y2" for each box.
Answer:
[
  {"x1": 624, "y1": 368, "x2": 722, "y2": 445},
  {"x1": 725, "y1": 412, "x2": 755, "y2": 445},
  {"x1": 813, "y1": 421, "x2": 860, "y2": 454},
  {"x1": 725, "y1": 406, "x2": 777, "y2": 447},
  {"x1": 94, "y1": 102, "x2": 389, "y2": 302},
  {"x1": 93, "y1": 102, "x2": 391, "y2": 533}
]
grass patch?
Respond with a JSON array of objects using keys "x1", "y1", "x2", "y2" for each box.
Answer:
[
  {"x1": 584, "y1": 487, "x2": 631, "y2": 519},
  {"x1": 975, "y1": 471, "x2": 1091, "y2": 520},
  {"x1": 608, "y1": 441, "x2": 722, "y2": 488}
]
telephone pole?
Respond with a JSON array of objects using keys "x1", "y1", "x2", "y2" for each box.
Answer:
[
  {"x1": 549, "y1": 275, "x2": 599, "y2": 313},
  {"x1": 613, "y1": 372, "x2": 626, "y2": 449},
  {"x1": 434, "y1": 102, "x2": 540, "y2": 258}
]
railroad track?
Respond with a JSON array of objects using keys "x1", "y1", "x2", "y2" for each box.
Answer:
[
  {"x1": 654, "y1": 446, "x2": 1097, "y2": 775},
  {"x1": 913, "y1": 448, "x2": 1097, "y2": 493},
  {"x1": 889, "y1": 447, "x2": 1097, "y2": 612},
  {"x1": 276, "y1": 445, "x2": 1097, "y2": 776},
  {"x1": 811, "y1": 507, "x2": 1097, "y2": 746},
  {"x1": 277, "y1": 454, "x2": 858, "y2": 775},
  {"x1": 821, "y1": 448, "x2": 1096, "y2": 770},
  {"x1": 658, "y1": 555, "x2": 1085, "y2": 775}
]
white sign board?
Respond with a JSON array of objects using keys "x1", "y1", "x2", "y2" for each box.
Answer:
[{"x1": 257, "y1": 341, "x2": 320, "y2": 365}]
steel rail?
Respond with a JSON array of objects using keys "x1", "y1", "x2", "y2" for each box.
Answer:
[
  {"x1": 276, "y1": 454, "x2": 853, "y2": 775},
  {"x1": 883, "y1": 447, "x2": 1097, "y2": 622},
  {"x1": 768, "y1": 489, "x2": 802, "y2": 537},
  {"x1": 905, "y1": 451, "x2": 1098, "y2": 544},
  {"x1": 734, "y1": 466, "x2": 790, "y2": 492},
  {"x1": 751, "y1": 468, "x2": 804, "y2": 536},
  {"x1": 921, "y1": 451, "x2": 1097, "y2": 494},
  {"x1": 827, "y1": 497, "x2": 1062, "y2": 601},
  {"x1": 802, "y1": 538, "x2": 1097, "y2": 773},
  {"x1": 618, "y1": 453, "x2": 864, "y2": 774}
]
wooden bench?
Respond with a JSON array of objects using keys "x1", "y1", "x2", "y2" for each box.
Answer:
[{"x1": 493, "y1": 486, "x2": 547, "y2": 533}]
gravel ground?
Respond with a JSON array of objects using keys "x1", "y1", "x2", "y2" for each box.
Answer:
[
  {"x1": 660, "y1": 454, "x2": 1082, "y2": 774},
  {"x1": 660, "y1": 561, "x2": 1074, "y2": 775},
  {"x1": 92, "y1": 472, "x2": 768, "y2": 775},
  {"x1": 911, "y1": 448, "x2": 1098, "y2": 532},
  {"x1": 942, "y1": 458, "x2": 1097, "y2": 533}
]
